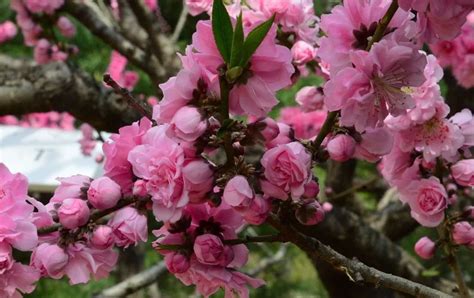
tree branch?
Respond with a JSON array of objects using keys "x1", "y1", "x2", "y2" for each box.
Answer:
[
  {"x1": 0, "y1": 55, "x2": 141, "y2": 132},
  {"x1": 94, "y1": 262, "x2": 167, "y2": 298},
  {"x1": 268, "y1": 215, "x2": 451, "y2": 298}
]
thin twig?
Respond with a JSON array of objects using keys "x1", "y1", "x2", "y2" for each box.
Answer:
[
  {"x1": 366, "y1": 0, "x2": 399, "y2": 50},
  {"x1": 103, "y1": 74, "x2": 153, "y2": 120},
  {"x1": 171, "y1": 1, "x2": 189, "y2": 43},
  {"x1": 331, "y1": 177, "x2": 378, "y2": 200}
]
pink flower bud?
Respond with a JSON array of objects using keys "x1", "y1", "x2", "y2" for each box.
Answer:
[
  {"x1": 291, "y1": 41, "x2": 317, "y2": 65},
  {"x1": 87, "y1": 177, "x2": 122, "y2": 210},
  {"x1": 165, "y1": 252, "x2": 190, "y2": 274},
  {"x1": 295, "y1": 200, "x2": 325, "y2": 226},
  {"x1": 303, "y1": 180, "x2": 320, "y2": 198},
  {"x1": 186, "y1": 0, "x2": 212, "y2": 16},
  {"x1": 0, "y1": 21, "x2": 17, "y2": 43},
  {"x1": 90, "y1": 225, "x2": 114, "y2": 249},
  {"x1": 168, "y1": 106, "x2": 207, "y2": 142},
  {"x1": 327, "y1": 135, "x2": 356, "y2": 162},
  {"x1": 31, "y1": 243, "x2": 69, "y2": 279},
  {"x1": 223, "y1": 176, "x2": 253, "y2": 207},
  {"x1": 58, "y1": 199, "x2": 90, "y2": 229},
  {"x1": 295, "y1": 86, "x2": 324, "y2": 112},
  {"x1": 414, "y1": 237, "x2": 436, "y2": 260},
  {"x1": 452, "y1": 221, "x2": 474, "y2": 246},
  {"x1": 132, "y1": 179, "x2": 148, "y2": 197},
  {"x1": 451, "y1": 159, "x2": 474, "y2": 187},
  {"x1": 240, "y1": 195, "x2": 270, "y2": 225},
  {"x1": 266, "y1": 122, "x2": 292, "y2": 149},
  {"x1": 193, "y1": 234, "x2": 233, "y2": 266},
  {"x1": 56, "y1": 16, "x2": 76, "y2": 38},
  {"x1": 260, "y1": 118, "x2": 280, "y2": 142}
]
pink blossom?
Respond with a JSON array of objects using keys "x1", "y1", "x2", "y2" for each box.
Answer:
[
  {"x1": 0, "y1": 243, "x2": 13, "y2": 275},
  {"x1": 0, "y1": 21, "x2": 17, "y2": 44},
  {"x1": 295, "y1": 200, "x2": 325, "y2": 226},
  {"x1": 79, "y1": 123, "x2": 96, "y2": 156},
  {"x1": 168, "y1": 106, "x2": 207, "y2": 142},
  {"x1": 30, "y1": 243, "x2": 68, "y2": 279},
  {"x1": 261, "y1": 142, "x2": 312, "y2": 200},
  {"x1": 239, "y1": 195, "x2": 270, "y2": 225},
  {"x1": 258, "y1": 117, "x2": 280, "y2": 143},
  {"x1": 400, "y1": 177, "x2": 448, "y2": 227},
  {"x1": 58, "y1": 199, "x2": 90, "y2": 229},
  {"x1": 24, "y1": 0, "x2": 64, "y2": 14},
  {"x1": 186, "y1": 0, "x2": 212, "y2": 16},
  {"x1": 355, "y1": 127, "x2": 394, "y2": 162},
  {"x1": 291, "y1": 40, "x2": 317, "y2": 65},
  {"x1": 128, "y1": 126, "x2": 188, "y2": 222},
  {"x1": 450, "y1": 109, "x2": 474, "y2": 147},
  {"x1": 108, "y1": 207, "x2": 147, "y2": 248},
  {"x1": 132, "y1": 180, "x2": 148, "y2": 197},
  {"x1": 414, "y1": 236, "x2": 436, "y2": 259},
  {"x1": 381, "y1": 141, "x2": 421, "y2": 188},
  {"x1": 191, "y1": 21, "x2": 293, "y2": 117},
  {"x1": 318, "y1": 0, "x2": 415, "y2": 73},
  {"x1": 106, "y1": 51, "x2": 138, "y2": 90},
  {"x1": 452, "y1": 222, "x2": 474, "y2": 246},
  {"x1": 50, "y1": 175, "x2": 91, "y2": 203},
  {"x1": 182, "y1": 160, "x2": 213, "y2": 204},
  {"x1": 327, "y1": 134, "x2": 356, "y2": 162},
  {"x1": 165, "y1": 253, "x2": 190, "y2": 274},
  {"x1": 223, "y1": 176, "x2": 253, "y2": 208},
  {"x1": 453, "y1": 54, "x2": 474, "y2": 89},
  {"x1": 0, "y1": 262, "x2": 39, "y2": 297},
  {"x1": 266, "y1": 122, "x2": 292, "y2": 149},
  {"x1": 193, "y1": 234, "x2": 233, "y2": 266},
  {"x1": 324, "y1": 40, "x2": 427, "y2": 132},
  {"x1": 90, "y1": 225, "x2": 115, "y2": 250},
  {"x1": 56, "y1": 16, "x2": 76, "y2": 38},
  {"x1": 295, "y1": 86, "x2": 325, "y2": 112},
  {"x1": 63, "y1": 243, "x2": 118, "y2": 285},
  {"x1": 87, "y1": 177, "x2": 122, "y2": 210},
  {"x1": 279, "y1": 107, "x2": 327, "y2": 140},
  {"x1": 103, "y1": 117, "x2": 152, "y2": 194},
  {"x1": 451, "y1": 159, "x2": 474, "y2": 187}
]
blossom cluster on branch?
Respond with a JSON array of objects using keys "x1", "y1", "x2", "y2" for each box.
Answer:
[{"x1": 1, "y1": 0, "x2": 474, "y2": 297}]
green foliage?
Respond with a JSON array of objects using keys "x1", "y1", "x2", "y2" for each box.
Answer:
[
  {"x1": 239, "y1": 15, "x2": 274, "y2": 67},
  {"x1": 212, "y1": 0, "x2": 234, "y2": 63}
]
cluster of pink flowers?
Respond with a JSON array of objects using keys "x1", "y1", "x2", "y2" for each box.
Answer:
[
  {"x1": 0, "y1": 112, "x2": 75, "y2": 130},
  {"x1": 430, "y1": 12, "x2": 474, "y2": 88},
  {"x1": 10, "y1": 0, "x2": 76, "y2": 63}
]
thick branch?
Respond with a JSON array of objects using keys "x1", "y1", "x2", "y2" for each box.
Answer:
[
  {"x1": 0, "y1": 56, "x2": 141, "y2": 132},
  {"x1": 94, "y1": 262, "x2": 167, "y2": 298},
  {"x1": 62, "y1": 0, "x2": 169, "y2": 83},
  {"x1": 269, "y1": 216, "x2": 450, "y2": 298}
]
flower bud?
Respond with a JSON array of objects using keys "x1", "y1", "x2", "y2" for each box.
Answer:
[
  {"x1": 327, "y1": 135, "x2": 356, "y2": 162},
  {"x1": 165, "y1": 252, "x2": 190, "y2": 274},
  {"x1": 303, "y1": 180, "x2": 320, "y2": 199},
  {"x1": 193, "y1": 234, "x2": 233, "y2": 266},
  {"x1": 414, "y1": 237, "x2": 436, "y2": 259},
  {"x1": 295, "y1": 200, "x2": 325, "y2": 226},
  {"x1": 57, "y1": 16, "x2": 76, "y2": 38},
  {"x1": 87, "y1": 177, "x2": 122, "y2": 210},
  {"x1": 240, "y1": 195, "x2": 270, "y2": 225},
  {"x1": 132, "y1": 179, "x2": 148, "y2": 197},
  {"x1": 58, "y1": 199, "x2": 90, "y2": 229},
  {"x1": 90, "y1": 225, "x2": 114, "y2": 249},
  {"x1": 260, "y1": 118, "x2": 280, "y2": 143},
  {"x1": 31, "y1": 243, "x2": 69, "y2": 279},
  {"x1": 168, "y1": 106, "x2": 207, "y2": 142},
  {"x1": 295, "y1": 86, "x2": 324, "y2": 112},
  {"x1": 451, "y1": 159, "x2": 474, "y2": 187},
  {"x1": 291, "y1": 41, "x2": 317, "y2": 65},
  {"x1": 223, "y1": 175, "x2": 253, "y2": 207},
  {"x1": 452, "y1": 221, "x2": 474, "y2": 246}
]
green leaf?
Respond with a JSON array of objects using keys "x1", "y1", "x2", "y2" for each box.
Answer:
[
  {"x1": 212, "y1": 0, "x2": 233, "y2": 63},
  {"x1": 240, "y1": 15, "x2": 275, "y2": 67},
  {"x1": 230, "y1": 12, "x2": 244, "y2": 67}
]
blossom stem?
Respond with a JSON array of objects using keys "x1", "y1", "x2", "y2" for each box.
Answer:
[
  {"x1": 436, "y1": 224, "x2": 470, "y2": 298},
  {"x1": 37, "y1": 196, "x2": 139, "y2": 235},
  {"x1": 311, "y1": 111, "x2": 338, "y2": 153},
  {"x1": 219, "y1": 74, "x2": 236, "y2": 166},
  {"x1": 103, "y1": 74, "x2": 153, "y2": 120},
  {"x1": 223, "y1": 234, "x2": 285, "y2": 246},
  {"x1": 366, "y1": 0, "x2": 399, "y2": 50}
]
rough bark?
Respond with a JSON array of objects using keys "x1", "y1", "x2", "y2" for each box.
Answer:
[{"x1": 0, "y1": 55, "x2": 141, "y2": 132}]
